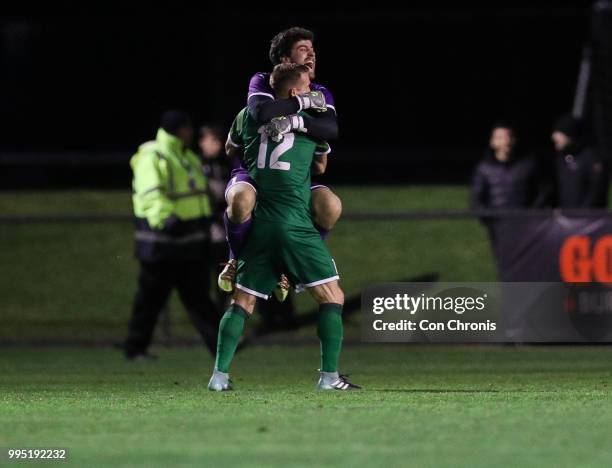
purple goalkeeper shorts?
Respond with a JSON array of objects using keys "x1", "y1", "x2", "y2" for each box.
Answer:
[
  {"x1": 224, "y1": 167, "x2": 329, "y2": 203},
  {"x1": 224, "y1": 168, "x2": 257, "y2": 203}
]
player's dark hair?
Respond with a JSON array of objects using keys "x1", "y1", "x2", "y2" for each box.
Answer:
[
  {"x1": 270, "y1": 63, "x2": 310, "y2": 94},
  {"x1": 269, "y1": 27, "x2": 314, "y2": 65}
]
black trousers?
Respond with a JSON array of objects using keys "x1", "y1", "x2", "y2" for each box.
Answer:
[{"x1": 125, "y1": 260, "x2": 220, "y2": 356}]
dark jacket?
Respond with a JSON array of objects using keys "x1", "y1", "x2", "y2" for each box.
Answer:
[
  {"x1": 202, "y1": 156, "x2": 230, "y2": 244},
  {"x1": 470, "y1": 151, "x2": 548, "y2": 210},
  {"x1": 554, "y1": 145, "x2": 609, "y2": 208}
]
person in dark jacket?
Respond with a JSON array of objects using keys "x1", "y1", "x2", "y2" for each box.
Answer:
[
  {"x1": 551, "y1": 114, "x2": 609, "y2": 208},
  {"x1": 471, "y1": 122, "x2": 547, "y2": 211},
  {"x1": 470, "y1": 122, "x2": 548, "y2": 252}
]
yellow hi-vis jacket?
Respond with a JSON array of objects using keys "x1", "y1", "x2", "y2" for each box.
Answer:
[{"x1": 131, "y1": 128, "x2": 212, "y2": 261}]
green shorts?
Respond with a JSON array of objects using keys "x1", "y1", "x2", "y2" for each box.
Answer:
[{"x1": 235, "y1": 219, "x2": 339, "y2": 299}]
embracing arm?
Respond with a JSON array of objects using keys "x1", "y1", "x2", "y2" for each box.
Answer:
[
  {"x1": 311, "y1": 154, "x2": 328, "y2": 175},
  {"x1": 249, "y1": 95, "x2": 338, "y2": 142},
  {"x1": 311, "y1": 141, "x2": 332, "y2": 175},
  {"x1": 249, "y1": 94, "x2": 300, "y2": 123},
  {"x1": 304, "y1": 111, "x2": 338, "y2": 141}
]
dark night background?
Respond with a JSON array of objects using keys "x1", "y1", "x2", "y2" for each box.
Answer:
[{"x1": 0, "y1": 4, "x2": 592, "y2": 186}]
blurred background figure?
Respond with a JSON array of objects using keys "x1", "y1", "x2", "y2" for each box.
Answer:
[
  {"x1": 198, "y1": 125, "x2": 230, "y2": 317},
  {"x1": 551, "y1": 113, "x2": 609, "y2": 208},
  {"x1": 471, "y1": 122, "x2": 549, "y2": 211},
  {"x1": 470, "y1": 122, "x2": 549, "y2": 251},
  {"x1": 125, "y1": 110, "x2": 219, "y2": 360}
]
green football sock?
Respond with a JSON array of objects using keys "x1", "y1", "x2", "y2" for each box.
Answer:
[
  {"x1": 317, "y1": 303, "x2": 343, "y2": 372},
  {"x1": 215, "y1": 304, "x2": 249, "y2": 373}
]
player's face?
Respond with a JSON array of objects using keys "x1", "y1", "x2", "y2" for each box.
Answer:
[
  {"x1": 282, "y1": 40, "x2": 316, "y2": 79},
  {"x1": 289, "y1": 73, "x2": 311, "y2": 97},
  {"x1": 551, "y1": 131, "x2": 571, "y2": 152},
  {"x1": 489, "y1": 128, "x2": 514, "y2": 153}
]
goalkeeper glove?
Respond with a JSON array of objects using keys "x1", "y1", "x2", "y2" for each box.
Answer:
[
  {"x1": 263, "y1": 114, "x2": 306, "y2": 142},
  {"x1": 295, "y1": 91, "x2": 327, "y2": 112}
]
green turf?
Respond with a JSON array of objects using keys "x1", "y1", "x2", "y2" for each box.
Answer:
[
  {"x1": 1, "y1": 185, "x2": 609, "y2": 215},
  {"x1": 0, "y1": 187, "x2": 496, "y2": 341},
  {"x1": 1, "y1": 345, "x2": 612, "y2": 467},
  {"x1": 0, "y1": 190, "x2": 133, "y2": 216}
]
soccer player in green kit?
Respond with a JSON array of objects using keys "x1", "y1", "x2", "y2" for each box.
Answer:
[{"x1": 208, "y1": 63, "x2": 360, "y2": 391}]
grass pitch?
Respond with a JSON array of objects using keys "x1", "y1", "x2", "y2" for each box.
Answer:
[
  {"x1": 1, "y1": 345, "x2": 612, "y2": 467},
  {"x1": 2, "y1": 188, "x2": 612, "y2": 466}
]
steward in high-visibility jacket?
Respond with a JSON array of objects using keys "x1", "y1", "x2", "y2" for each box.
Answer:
[
  {"x1": 125, "y1": 111, "x2": 218, "y2": 361},
  {"x1": 131, "y1": 127, "x2": 212, "y2": 262}
]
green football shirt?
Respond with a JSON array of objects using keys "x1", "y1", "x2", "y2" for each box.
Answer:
[{"x1": 229, "y1": 107, "x2": 330, "y2": 228}]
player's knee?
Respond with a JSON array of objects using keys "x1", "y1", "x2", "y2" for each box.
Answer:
[
  {"x1": 227, "y1": 186, "x2": 256, "y2": 223},
  {"x1": 312, "y1": 281, "x2": 344, "y2": 305},
  {"x1": 312, "y1": 189, "x2": 342, "y2": 230},
  {"x1": 324, "y1": 288, "x2": 344, "y2": 305},
  {"x1": 231, "y1": 289, "x2": 256, "y2": 314},
  {"x1": 331, "y1": 286, "x2": 344, "y2": 305}
]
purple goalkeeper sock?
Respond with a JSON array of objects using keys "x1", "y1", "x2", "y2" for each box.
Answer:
[{"x1": 223, "y1": 212, "x2": 252, "y2": 259}]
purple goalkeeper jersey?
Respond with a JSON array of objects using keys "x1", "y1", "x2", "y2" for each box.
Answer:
[{"x1": 247, "y1": 72, "x2": 336, "y2": 112}]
